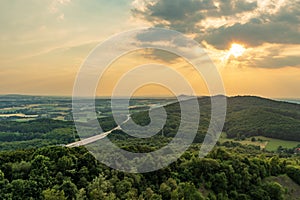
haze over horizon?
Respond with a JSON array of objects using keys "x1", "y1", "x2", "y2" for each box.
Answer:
[{"x1": 0, "y1": 0, "x2": 299, "y2": 98}]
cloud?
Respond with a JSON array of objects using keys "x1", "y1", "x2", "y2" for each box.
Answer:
[
  {"x1": 57, "y1": 13, "x2": 65, "y2": 21},
  {"x1": 254, "y1": 56, "x2": 300, "y2": 68},
  {"x1": 132, "y1": 0, "x2": 259, "y2": 32},
  {"x1": 49, "y1": 0, "x2": 71, "y2": 13},
  {"x1": 203, "y1": 1, "x2": 300, "y2": 49},
  {"x1": 246, "y1": 44, "x2": 300, "y2": 68},
  {"x1": 213, "y1": 0, "x2": 257, "y2": 16},
  {"x1": 203, "y1": 18, "x2": 300, "y2": 49},
  {"x1": 218, "y1": 43, "x2": 300, "y2": 69},
  {"x1": 132, "y1": 28, "x2": 211, "y2": 66},
  {"x1": 132, "y1": 0, "x2": 299, "y2": 47},
  {"x1": 132, "y1": 0, "x2": 300, "y2": 68},
  {"x1": 132, "y1": 0, "x2": 217, "y2": 32}
]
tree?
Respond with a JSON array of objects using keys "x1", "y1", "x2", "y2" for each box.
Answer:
[
  {"x1": 10, "y1": 179, "x2": 40, "y2": 200},
  {"x1": 159, "y1": 182, "x2": 171, "y2": 199},
  {"x1": 59, "y1": 180, "x2": 78, "y2": 200},
  {"x1": 174, "y1": 182, "x2": 204, "y2": 200},
  {"x1": 211, "y1": 172, "x2": 228, "y2": 193},
  {"x1": 262, "y1": 182, "x2": 284, "y2": 200},
  {"x1": 115, "y1": 178, "x2": 132, "y2": 199},
  {"x1": 29, "y1": 155, "x2": 51, "y2": 189},
  {"x1": 11, "y1": 161, "x2": 31, "y2": 180},
  {"x1": 77, "y1": 188, "x2": 88, "y2": 200},
  {"x1": 57, "y1": 156, "x2": 74, "y2": 172},
  {"x1": 43, "y1": 188, "x2": 67, "y2": 200},
  {"x1": 0, "y1": 170, "x2": 10, "y2": 199},
  {"x1": 87, "y1": 174, "x2": 113, "y2": 200}
]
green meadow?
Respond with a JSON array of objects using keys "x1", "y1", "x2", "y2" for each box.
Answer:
[
  {"x1": 257, "y1": 136, "x2": 300, "y2": 151},
  {"x1": 220, "y1": 133, "x2": 300, "y2": 151}
]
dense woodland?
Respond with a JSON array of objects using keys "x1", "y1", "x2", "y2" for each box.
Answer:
[
  {"x1": 0, "y1": 144, "x2": 300, "y2": 199},
  {"x1": 0, "y1": 96, "x2": 299, "y2": 199}
]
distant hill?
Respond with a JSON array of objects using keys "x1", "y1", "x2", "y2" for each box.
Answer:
[
  {"x1": 151, "y1": 96, "x2": 300, "y2": 143},
  {"x1": 277, "y1": 99, "x2": 300, "y2": 104},
  {"x1": 224, "y1": 96, "x2": 300, "y2": 141},
  {"x1": 130, "y1": 95, "x2": 300, "y2": 143}
]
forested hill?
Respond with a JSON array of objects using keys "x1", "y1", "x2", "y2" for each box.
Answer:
[
  {"x1": 131, "y1": 95, "x2": 300, "y2": 144},
  {"x1": 0, "y1": 95, "x2": 299, "y2": 151},
  {"x1": 223, "y1": 96, "x2": 300, "y2": 141}
]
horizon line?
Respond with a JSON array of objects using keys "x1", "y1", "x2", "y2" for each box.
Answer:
[{"x1": 0, "y1": 93, "x2": 299, "y2": 100}]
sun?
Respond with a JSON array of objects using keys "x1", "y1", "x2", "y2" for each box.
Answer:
[{"x1": 228, "y1": 43, "x2": 246, "y2": 58}]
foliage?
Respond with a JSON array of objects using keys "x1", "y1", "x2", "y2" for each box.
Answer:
[
  {"x1": 0, "y1": 144, "x2": 299, "y2": 199},
  {"x1": 0, "y1": 95, "x2": 300, "y2": 199}
]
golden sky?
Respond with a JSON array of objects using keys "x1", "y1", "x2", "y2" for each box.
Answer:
[{"x1": 0, "y1": 0, "x2": 299, "y2": 98}]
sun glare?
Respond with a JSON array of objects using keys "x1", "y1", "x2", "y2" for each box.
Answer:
[{"x1": 229, "y1": 43, "x2": 246, "y2": 58}]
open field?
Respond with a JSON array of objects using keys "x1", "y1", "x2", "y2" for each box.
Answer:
[
  {"x1": 219, "y1": 133, "x2": 268, "y2": 149},
  {"x1": 219, "y1": 133, "x2": 300, "y2": 151},
  {"x1": 257, "y1": 136, "x2": 300, "y2": 151}
]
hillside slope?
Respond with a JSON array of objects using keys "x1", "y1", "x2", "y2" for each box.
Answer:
[{"x1": 224, "y1": 96, "x2": 300, "y2": 141}]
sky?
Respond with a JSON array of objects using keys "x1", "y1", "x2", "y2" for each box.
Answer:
[{"x1": 0, "y1": 0, "x2": 299, "y2": 98}]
